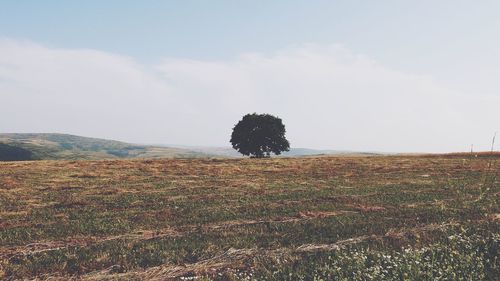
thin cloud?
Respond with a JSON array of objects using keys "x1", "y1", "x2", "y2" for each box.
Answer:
[{"x1": 0, "y1": 39, "x2": 497, "y2": 152}]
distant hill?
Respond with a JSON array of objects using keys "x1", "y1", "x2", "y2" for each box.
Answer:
[
  {"x1": 0, "y1": 143, "x2": 34, "y2": 161},
  {"x1": 168, "y1": 145, "x2": 376, "y2": 157},
  {"x1": 0, "y1": 133, "x2": 209, "y2": 161},
  {"x1": 0, "y1": 133, "x2": 378, "y2": 161}
]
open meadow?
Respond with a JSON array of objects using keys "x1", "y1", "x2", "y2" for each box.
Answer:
[{"x1": 1, "y1": 155, "x2": 499, "y2": 280}]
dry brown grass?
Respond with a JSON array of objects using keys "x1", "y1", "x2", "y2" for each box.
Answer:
[{"x1": 0, "y1": 155, "x2": 498, "y2": 279}]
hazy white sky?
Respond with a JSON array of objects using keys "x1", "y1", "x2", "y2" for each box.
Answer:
[{"x1": 1, "y1": 1, "x2": 499, "y2": 152}]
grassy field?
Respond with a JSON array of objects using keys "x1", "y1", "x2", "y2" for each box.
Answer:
[{"x1": 0, "y1": 155, "x2": 498, "y2": 280}]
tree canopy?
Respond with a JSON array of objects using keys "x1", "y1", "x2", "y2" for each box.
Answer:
[{"x1": 230, "y1": 113, "x2": 290, "y2": 158}]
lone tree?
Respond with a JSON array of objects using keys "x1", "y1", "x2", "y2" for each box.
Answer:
[{"x1": 230, "y1": 113, "x2": 290, "y2": 158}]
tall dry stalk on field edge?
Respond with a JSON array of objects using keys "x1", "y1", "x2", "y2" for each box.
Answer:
[{"x1": 477, "y1": 132, "x2": 497, "y2": 202}]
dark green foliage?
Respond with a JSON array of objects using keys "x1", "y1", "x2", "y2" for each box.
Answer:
[
  {"x1": 107, "y1": 149, "x2": 130, "y2": 157},
  {"x1": 0, "y1": 143, "x2": 33, "y2": 161},
  {"x1": 230, "y1": 113, "x2": 290, "y2": 158}
]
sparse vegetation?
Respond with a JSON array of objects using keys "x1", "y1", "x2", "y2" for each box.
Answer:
[{"x1": 0, "y1": 155, "x2": 498, "y2": 279}]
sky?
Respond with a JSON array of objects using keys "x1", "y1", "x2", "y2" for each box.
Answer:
[{"x1": 1, "y1": 1, "x2": 499, "y2": 152}]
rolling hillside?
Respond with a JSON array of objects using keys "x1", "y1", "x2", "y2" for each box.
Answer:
[
  {"x1": 0, "y1": 133, "x2": 209, "y2": 161},
  {"x1": 0, "y1": 133, "x2": 379, "y2": 161}
]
